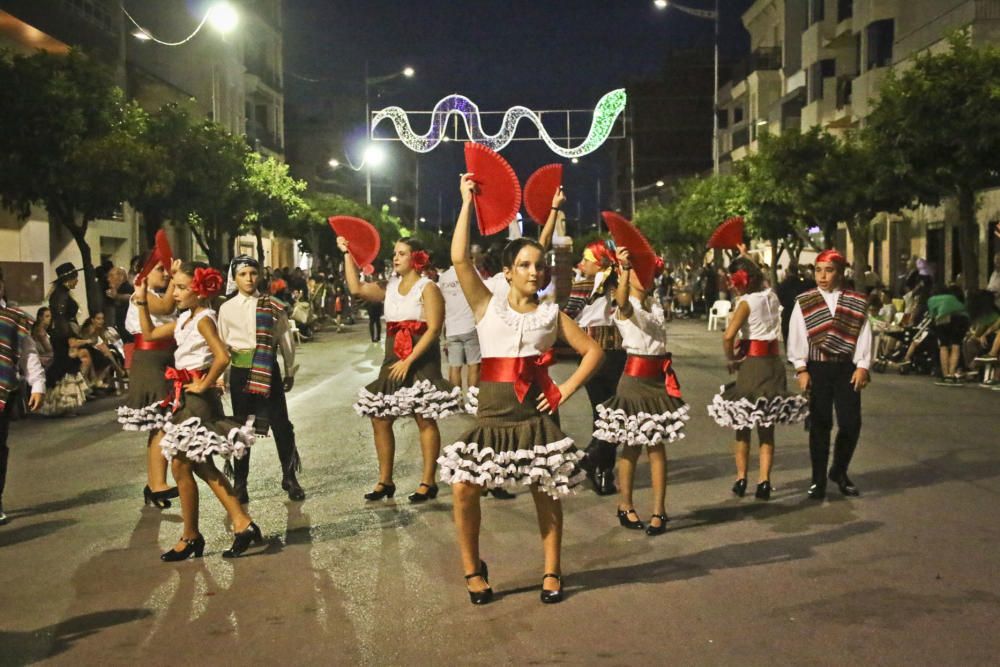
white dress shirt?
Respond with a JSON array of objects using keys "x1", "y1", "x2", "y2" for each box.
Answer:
[
  {"x1": 787, "y1": 288, "x2": 872, "y2": 371},
  {"x1": 438, "y1": 267, "x2": 476, "y2": 336},
  {"x1": 218, "y1": 291, "x2": 296, "y2": 377}
]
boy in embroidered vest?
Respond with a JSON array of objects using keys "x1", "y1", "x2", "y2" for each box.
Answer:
[
  {"x1": 0, "y1": 276, "x2": 47, "y2": 525},
  {"x1": 787, "y1": 249, "x2": 873, "y2": 499},
  {"x1": 218, "y1": 256, "x2": 304, "y2": 502}
]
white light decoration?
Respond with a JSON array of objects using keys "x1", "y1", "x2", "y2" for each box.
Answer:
[{"x1": 371, "y1": 88, "x2": 627, "y2": 158}]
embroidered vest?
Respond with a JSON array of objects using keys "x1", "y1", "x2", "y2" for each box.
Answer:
[{"x1": 796, "y1": 289, "x2": 866, "y2": 361}]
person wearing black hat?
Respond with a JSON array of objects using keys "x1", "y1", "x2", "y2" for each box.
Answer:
[
  {"x1": 218, "y1": 255, "x2": 305, "y2": 502},
  {"x1": 43, "y1": 262, "x2": 90, "y2": 415}
]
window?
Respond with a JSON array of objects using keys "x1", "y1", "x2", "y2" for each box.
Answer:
[
  {"x1": 734, "y1": 106, "x2": 744, "y2": 124},
  {"x1": 809, "y1": 0, "x2": 825, "y2": 24},
  {"x1": 838, "y1": 0, "x2": 854, "y2": 22},
  {"x1": 866, "y1": 19, "x2": 894, "y2": 70},
  {"x1": 808, "y1": 59, "x2": 835, "y2": 102}
]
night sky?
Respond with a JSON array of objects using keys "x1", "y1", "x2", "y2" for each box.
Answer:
[{"x1": 282, "y1": 0, "x2": 753, "y2": 231}]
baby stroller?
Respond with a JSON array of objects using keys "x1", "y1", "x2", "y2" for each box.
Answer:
[{"x1": 872, "y1": 314, "x2": 937, "y2": 375}]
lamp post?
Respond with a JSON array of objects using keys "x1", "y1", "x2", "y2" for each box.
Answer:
[
  {"x1": 365, "y1": 62, "x2": 414, "y2": 204},
  {"x1": 655, "y1": 0, "x2": 720, "y2": 174}
]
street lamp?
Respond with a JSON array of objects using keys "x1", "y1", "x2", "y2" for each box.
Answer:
[
  {"x1": 656, "y1": 180, "x2": 665, "y2": 187},
  {"x1": 363, "y1": 144, "x2": 386, "y2": 168},
  {"x1": 206, "y1": 2, "x2": 239, "y2": 34},
  {"x1": 389, "y1": 195, "x2": 399, "y2": 203},
  {"x1": 328, "y1": 158, "x2": 340, "y2": 168},
  {"x1": 364, "y1": 63, "x2": 415, "y2": 204},
  {"x1": 654, "y1": 0, "x2": 720, "y2": 173}
]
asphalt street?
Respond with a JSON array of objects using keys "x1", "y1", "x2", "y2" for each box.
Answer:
[{"x1": 1, "y1": 318, "x2": 998, "y2": 666}]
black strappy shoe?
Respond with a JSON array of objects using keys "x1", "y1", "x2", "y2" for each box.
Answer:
[
  {"x1": 645, "y1": 513, "x2": 668, "y2": 536},
  {"x1": 408, "y1": 483, "x2": 439, "y2": 503},
  {"x1": 617, "y1": 508, "x2": 645, "y2": 530},
  {"x1": 540, "y1": 573, "x2": 563, "y2": 604},
  {"x1": 221, "y1": 522, "x2": 264, "y2": 558},
  {"x1": 144, "y1": 485, "x2": 179, "y2": 509},
  {"x1": 465, "y1": 560, "x2": 493, "y2": 605},
  {"x1": 364, "y1": 482, "x2": 396, "y2": 501},
  {"x1": 160, "y1": 534, "x2": 205, "y2": 562},
  {"x1": 732, "y1": 478, "x2": 748, "y2": 497}
]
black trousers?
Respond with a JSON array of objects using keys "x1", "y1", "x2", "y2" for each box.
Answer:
[
  {"x1": 0, "y1": 400, "x2": 11, "y2": 505},
  {"x1": 583, "y1": 349, "x2": 627, "y2": 471},
  {"x1": 230, "y1": 364, "x2": 300, "y2": 485},
  {"x1": 807, "y1": 361, "x2": 862, "y2": 485}
]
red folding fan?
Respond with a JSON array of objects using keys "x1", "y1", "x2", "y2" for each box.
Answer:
[
  {"x1": 328, "y1": 216, "x2": 380, "y2": 268},
  {"x1": 601, "y1": 211, "x2": 658, "y2": 289},
  {"x1": 707, "y1": 216, "x2": 745, "y2": 250},
  {"x1": 135, "y1": 229, "x2": 174, "y2": 284},
  {"x1": 523, "y1": 163, "x2": 563, "y2": 225},
  {"x1": 464, "y1": 142, "x2": 522, "y2": 236}
]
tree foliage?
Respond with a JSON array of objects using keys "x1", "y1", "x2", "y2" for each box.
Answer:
[
  {"x1": 302, "y1": 192, "x2": 402, "y2": 270},
  {"x1": 0, "y1": 49, "x2": 156, "y2": 311},
  {"x1": 866, "y1": 30, "x2": 1000, "y2": 288}
]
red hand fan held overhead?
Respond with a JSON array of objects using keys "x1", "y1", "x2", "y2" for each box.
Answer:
[
  {"x1": 135, "y1": 229, "x2": 174, "y2": 285},
  {"x1": 601, "y1": 211, "x2": 658, "y2": 290},
  {"x1": 464, "y1": 143, "x2": 522, "y2": 236},
  {"x1": 523, "y1": 164, "x2": 563, "y2": 225},
  {"x1": 707, "y1": 216, "x2": 745, "y2": 250},
  {"x1": 328, "y1": 216, "x2": 381, "y2": 268}
]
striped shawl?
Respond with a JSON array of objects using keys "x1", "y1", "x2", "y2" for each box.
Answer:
[
  {"x1": 0, "y1": 307, "x2": 31, "y2": 410},
  {"x1": 245, "y1": 295, "x2": 286, "y2": 396},
  {"x1": 797, "y1": 289, "x2": 867, "y2": 360}
]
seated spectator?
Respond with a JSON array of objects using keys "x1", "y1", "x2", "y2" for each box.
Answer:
[{"x1": 927, "y1": 285, "x2": 970, "y2": 386}]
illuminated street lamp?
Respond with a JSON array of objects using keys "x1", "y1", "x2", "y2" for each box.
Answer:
[
  {"x1": 206, "y1": 2, "x2": 239, "y2": 34},
  {"x1": 364, "y1": 63, "x2": 415, "y2": 204},
  {"x1": 328, "y1": 158, "x2": 340, "y2": 168}
]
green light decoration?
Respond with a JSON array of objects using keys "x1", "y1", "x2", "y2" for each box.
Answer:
[{"x1": 370, "y1": 89, "x2": 627, "y2": 157}]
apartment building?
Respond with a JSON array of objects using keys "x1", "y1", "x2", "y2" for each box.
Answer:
[{"x1": 719, "y1": 0, "x2": 1000, "y2": 288}]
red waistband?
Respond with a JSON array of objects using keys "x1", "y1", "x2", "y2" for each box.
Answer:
[
  {"x1": 624, "y1": 354, "x2": 682, "y2": 399},
  {"x1": 133, "y1": 334, "x2": 175, "y2": 352},
  {"x1": 160, "y1": 367, "x2": 205, "y2": 412},
  {"x1": 742, "y1": 339, "x2": 780, "y2": 357},
  {"x1": 386, "y1": 320, "x2": 428, "y2": 360},
  {"x1": 480, "y1": 353, "x2": 562, "y2": 411}
]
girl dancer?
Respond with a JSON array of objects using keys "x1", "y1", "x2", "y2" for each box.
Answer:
[
  {"x1": 438, "y1": 174, "x2": 603, "y2": 605},
  {"x1": 134, "y1": 262, "x2": 260, "y2": 560},
  {"x1": 563, "y1": 240, "x2": 626, "y2": 496},
  {"x1": 116, "y1": 258, "x2": 178, "y2": 508},
  {"x1": 707, "y1": 254, "x2": 809, "y2": 499},
  {"x1": 339, "y1": 236, "x2": 462, "y2": 503},
  {"x1": 593, "y1": 247, "x2": 688, "y2": 535}
]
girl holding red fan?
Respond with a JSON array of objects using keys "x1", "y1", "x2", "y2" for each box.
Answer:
[
  {"x1": 116, "y1": 256, "x2": 178, "y2": 509},
  {"x1": 707, "y1": 253, "x2": 809, "y2": 500},
  {"x1": 593, "y1": 247, "x2": 688, "y2": 535},
  {"x1": 339, "y1": 235, "x2": 462, "y2": 504},
  {"x1": 134, "y1": 261, "x2": 261, "y2": 561},
  {"x1": 438, "y1": 174, "x2": 603, "y2": 605}
]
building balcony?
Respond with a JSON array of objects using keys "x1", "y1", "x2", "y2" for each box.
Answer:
[
  {"x1": 851, "y1": 67, "x2": 888, "y2": 120},
  {"x1": 732, "y1": 122, "x2": 750, "y2": 150},
  {"x1": 246, "y1": 118, "x2": 283, "y2": 154},
  {"x1": 802, "y1": 16, "x2": 835, "y2": 67},
  {"x1": 245, "y1": 57, "x2": 282, "y2": 94}
]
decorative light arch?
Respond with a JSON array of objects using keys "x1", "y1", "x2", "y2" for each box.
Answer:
[{"x1": 370, "y1": 88, "x2": 627, "y2": 158}]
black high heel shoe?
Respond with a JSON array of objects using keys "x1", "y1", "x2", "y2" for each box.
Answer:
[
  {"x1": 144, "y1": 485, "x2": 179, "y2": 509},
  {"x1": 222, "y1": 522, "x2": 264, "y2": 558},
  {"x1": 540, "y1": 573, "x2": 563, "y2": 604},
  {"x1": 617, "y1": 508, "x2": 645, "y2": 530},
  {"x1": 755, "y1": 480, "x2": 772, "y2": 500},
  {"x1": 465, "y1": 560, "x2": 493, "y2": 605},
  {"x1": 160, "y1": 534, "x2": 205, "y2": 562},
  {"x1": 408, "y1": 483, "x2": 439, "y2": 503},
  {"x1": 645, "y1": 513, "x2": 668, "y2": 536},
  {"x1": 364, "y1": 483, "x2": 396, "y2": 501},
  {"x1": 732, "y1": 478, "x2": 748, "y2": 497}
]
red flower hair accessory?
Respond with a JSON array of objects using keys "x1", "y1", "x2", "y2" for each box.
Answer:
[
  {"x1": 269, "y1": 278, "x2": 287, "y2": 295},
  {"x1": 410, "y1": 250, "x2": 430, "y2": 273},
  {"x1": 190, "y1": 267, "x2": 224, "y2": 298},
  {"x1": 653, "y1": 256, "x2": 666, "y2": 278},
  {"x1": 731, "y1": 269, "x2": 749, "y2": 290}
]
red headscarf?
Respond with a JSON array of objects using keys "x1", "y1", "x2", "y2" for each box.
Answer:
[
  {"x1": 816, "y1": 249, "x2": 847, "y2": 267},
  {"x1": 583, "y1": 240, "x2": 616, "y2": 268}
]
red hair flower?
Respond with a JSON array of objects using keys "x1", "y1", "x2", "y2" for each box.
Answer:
[
  {"x1": 269, "y1": 278, "x2": 288, "y2": 295},
  {"x1": 730, "y1": 269, "x2": 749, "y2": 290},
  {"x1": 191, "y1": 267, "x2": 224, "y2": 298},
  {"x1": 410, "y1": 250, "x2": 430, "y2": 273}
]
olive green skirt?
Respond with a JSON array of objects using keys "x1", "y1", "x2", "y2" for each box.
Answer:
[{"x1": 707, "y1": 356, "x2": 809, "y2": 430}]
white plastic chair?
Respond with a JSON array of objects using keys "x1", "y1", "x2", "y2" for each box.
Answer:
[
  {"x1": 288, "y1": 319, "x2": 302, "y2": 345},
  {"x1": 707, "y1": 299, "x2": 732, "y2": 331}
]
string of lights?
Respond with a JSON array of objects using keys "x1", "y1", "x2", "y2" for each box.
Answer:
[
  {"x1": 120, "y1": 2, "x2": 238, "y2": 46},
  {"x1": 370, "y1": 89, "x2": 627, "y2": 157}
]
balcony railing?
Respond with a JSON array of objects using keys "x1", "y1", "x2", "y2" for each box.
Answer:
[
  {"x1": 836, "y1": 76, "x2": 853, "y2": 109},
  {"x1": 729, "y1": 47, "x2": 783, "y2": 82},
  {"x1": 246, "y1": 119, "x2": 283, "y2": 153},
  {"x1": 732, "y1": 124, "x2": 750, "y2": 150},
  {"x1": 245, "y1": 56, "x2": 282, "y2": 92}
]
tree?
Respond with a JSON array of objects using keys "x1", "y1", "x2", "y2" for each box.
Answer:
[
  {"x1": 867, "y1": 30, "x2": 1000, "y2": 290},
  {"x1": 0, "y1": 49, "x2": 157, "y2": 311},
  {"x1": 241, "y1": 154, "x2": 309, "y2": 262}
]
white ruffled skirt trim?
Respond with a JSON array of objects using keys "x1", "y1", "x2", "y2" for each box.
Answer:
[
  {"x1": 593, "y1": 403, "x2": 690, "y2": 447},
  {"x1": 464, "y1": 386, "x2": 479, "y2": 415},
  {"x1": 159, "y1": 416, "x2": 255, "y2": 462},
  {"x1": 437, "y1": 438, "x2": 586, "y2": 500},
  {"x1": 353, "y1": 379, "x2": 463, "y2": 420},
  {"x1": 117, "y1": 403, "x2": 168, "y2": 432},
  {"x1": 707, "y1": 387, "x2": 810, "y2": 430}
]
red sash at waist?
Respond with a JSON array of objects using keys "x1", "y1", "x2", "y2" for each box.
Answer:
[
  {"x1": 133, "y1": 334, "x2": 175, "y2": 352},
  {"x1": 624, "y1": 354, "x2": 682, "y2": 399},
  {"x1": 386, "y1": 320, "x2": 428, "y2": 360},
  {"x1": 160, "y1": 367, "x2": 206, "y2": 412},
  {"x1": 740, "y1": 339, "x2": 780, "y2": 357},
  {"x1": 479, "y1": 351, "x2": 562, "y2": 411}
]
